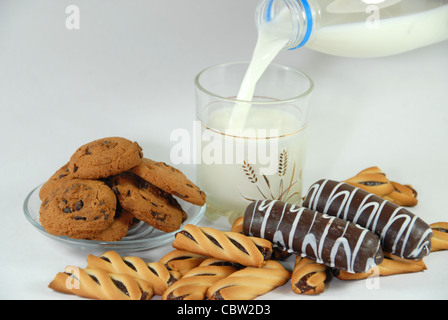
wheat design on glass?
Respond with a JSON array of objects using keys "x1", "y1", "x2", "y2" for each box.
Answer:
[{"x1": 240, "y1": 148, "x2": 301, "y2": 204}]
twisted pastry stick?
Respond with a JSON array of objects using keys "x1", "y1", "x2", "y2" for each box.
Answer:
[
  {"x1": 291, "y1": 256, "x2": 327, "y2": 295},
  {"x1": 335, "y1": 253, "x2": 427, "y2": 280},
  {"x1": 86, "y1": 251, "x2": 181, "y2": 295},
  {"x1": 207, "y1": 260, "x2": 290, "y2": 300},
  {"x1": 48, "y1": 265, "x2": 154, "y2": 300},
  {"x1": 345, "y1": 167, "x2": 394, "y2": 196},
  {"x1": 159, "y1": 249, "x2": 208, "y2": 276},
  {"x1": 231, "y1": 217, "x2": 244, "y2": 233},
  {"x1": 430, "y1": 222, "x2": 448, "y2": 252},
  {"x1": 345, "y1": 166, "x2": 418, "y2": 207},
  {"x1": 172, "y1": 224, "x2": 273, "y2": 268},
  {"x1": 162, "y1": 258, "x2": 238, "y2": 300}
]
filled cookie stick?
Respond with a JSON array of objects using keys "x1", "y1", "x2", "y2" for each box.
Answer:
[
  {"x1": 159, "y1": 249, "x2": 208, "y2": 276},
  {"x1": 344, "y1": 167, "x2": 418, "y2": 207},
  {"x1": 345, "y1": 167, "x2": 395, "y2": 197},
  {"x1": 430, "y1": 222, "x2": 448, "y2": 252},
  {"x1": 207, "y1": 260, "x2": 290, "y2": 300},
  {"x1": 162, "y1": 258, "x2": 238, "y2": 300},
  {"x1": 49, "y1": 265, "x2": 154, "y2": 300},
  {"x1": 172, "y1": 224, "x2": 273, "y2": 268},
  {"x1": 86, "y1": 251, "x2": 180, "y2": 295},
  {"x1": 335, "y1": 253, "x2": 427, "y2": 280},
  {"x1": 244, "y1": 200, "x2": 383, "y2": 273},
  {"x1": 291, "y1": 256, "x2": 327, "y2": 295},
  {"x1": 303, "y1": 179, "x2": 433, "y2": 260}
]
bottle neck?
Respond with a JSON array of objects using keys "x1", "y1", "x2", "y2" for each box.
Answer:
[{"x1": 256, "y1": 0, "x2": 316, "y2": 50}]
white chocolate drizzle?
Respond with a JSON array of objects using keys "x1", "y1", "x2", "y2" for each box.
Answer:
[
  {"x1": 247, "y1": 200, "x2": 381, "y2": 273},
  {"x1": 305, "y1": 179, "x2": 433, "y2": 259}
]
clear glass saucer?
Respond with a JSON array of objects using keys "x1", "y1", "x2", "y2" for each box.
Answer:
[{"x1": 23, "y1": 184, "x2": 205, "y2": 252}]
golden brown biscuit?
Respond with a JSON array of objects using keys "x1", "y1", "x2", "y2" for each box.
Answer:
[
  {"x1": 49, "y1": 265, "x2": 154, "y2": 300},
  {"x1": 162, "y1": 258, "x2": 238, "y2": 300},
  {"x1": 207, "y1": 260, "x2": 290, "y2": 300},
  {"x1": 430, "y1": 222, "x2": 448, "y2": 252},
  {"x1": 158, "y1": 249, "x2": 208, "y2": 276},
  {"x1": 291, "y1": 256, "x2": 327, "y2": 295},
  {"x1": 39, "y1": 163, "x2": 74, "y2": 200},
  {"x1": 68, "y1": 137, "x2": 143, "y2": 179},
  {"x1": 336, "y1": 253, "x2": 427, "y2": 280},
  {"x1": 86, "y1": 251, "x2": 181, "y2": 295},
  {"x1": 345, "y1": 166, "x2": 418, "y2": 207},
  {"x1": 231, "y1": 217, "x2": 244, "y2": 233},
  {"x1": 107, "y1": 172, "x2": 186, "y2": 233},
  {"x1": 88, "y1": 208, "x2": 135, "y2": 241},
  {"x1": 131, "y1": 158, "x2": 206, "y2": 206},
  {"x1": 39, "y1": 180, "x2": 116, "y2": 239},
  {"x1": 172, "y1": 224, "x2": 273, "y2": 268}
]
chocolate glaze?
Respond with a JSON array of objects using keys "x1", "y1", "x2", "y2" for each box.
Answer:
[
  {"x1": 303, "y1": 179, "x2": 433, "y2": 260},
  {"x1": 243, "y1": 200, "x2": 383, "y2": 273}
]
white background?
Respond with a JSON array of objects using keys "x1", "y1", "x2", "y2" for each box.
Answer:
[{"x1": 1, "y1": 0, "x2": 447, "y2": 300}]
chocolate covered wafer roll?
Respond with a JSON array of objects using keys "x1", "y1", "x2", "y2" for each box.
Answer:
[
  {"x1": 303, "y1": 179, "x2": 433, "y2": 260},
  {"x1": 243, "y1": 200, "x2": 383, "y2": 273}
]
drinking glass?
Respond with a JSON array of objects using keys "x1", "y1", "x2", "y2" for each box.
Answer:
[{"x1": 195, "y1": 62, "x2": 313, "y2": 225}]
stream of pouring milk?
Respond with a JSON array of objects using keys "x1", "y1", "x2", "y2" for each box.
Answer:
[
  {"x1": 199, "y1": 8, "x2": 307, "y2": 222},
  {"x1": 228, "y1": 8, "x2": 293, "y2": 130}
]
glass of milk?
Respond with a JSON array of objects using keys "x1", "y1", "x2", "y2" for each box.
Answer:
[{"x1": 195, "y1": 62, "x2": 313, "y2": 225}]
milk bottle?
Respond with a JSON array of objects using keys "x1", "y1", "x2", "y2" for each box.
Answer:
[{"x1": 256, "y1": 0, "x2": 448, "y2": 58}]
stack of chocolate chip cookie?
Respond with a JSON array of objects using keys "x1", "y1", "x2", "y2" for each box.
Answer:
[{"x1": 39, "y1": 137, "x2": 206, "y2": 241}]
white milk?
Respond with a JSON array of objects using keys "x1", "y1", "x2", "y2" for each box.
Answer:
[
  {"x1": 198, "y1": 107, "x2": 307, "y2": 223},
  {"x1": 307, "y1": 5, "x2": 448, "y2": 58}
]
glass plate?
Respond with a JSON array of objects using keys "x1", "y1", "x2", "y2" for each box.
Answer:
[{"x1": 23, "y1": 184, "x2": 205, "y2": 252}]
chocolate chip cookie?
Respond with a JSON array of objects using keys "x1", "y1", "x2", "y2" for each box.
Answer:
[
  {"x1": 39, "y1": 163, "x2": 74, "y2": 200},
  {"x1": 131, "y1": 158, "x2": 206, "y2": 206},
  {"x1": 39, "y1": 180, "x2": 116, "y2": 239},
  {"x1": 89, "y1": 207, "x2": 136, "y2": 241},
  {"x1": 107, "y1": 172, "x2": 186, "y2": 233},
  {"x1": 68, "y1": 137, "x2": 143, "y2": 179}
]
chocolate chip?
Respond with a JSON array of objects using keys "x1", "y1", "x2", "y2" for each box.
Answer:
[
  {"x1": 63, "y1": 207, "x2": 72, "y2": 213},
  {"x1": 73, "y1": 165, "x2": 78, "y2": 173},
  {"x1": 151, "y1": 211, "x2": 166, "y2": 221},
  {"x1": 73, "y1": 216, "x2": 86, "y2": 221},
  {"x1": 74, "y1": 200, "x2": 83, "y2": 211}
]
